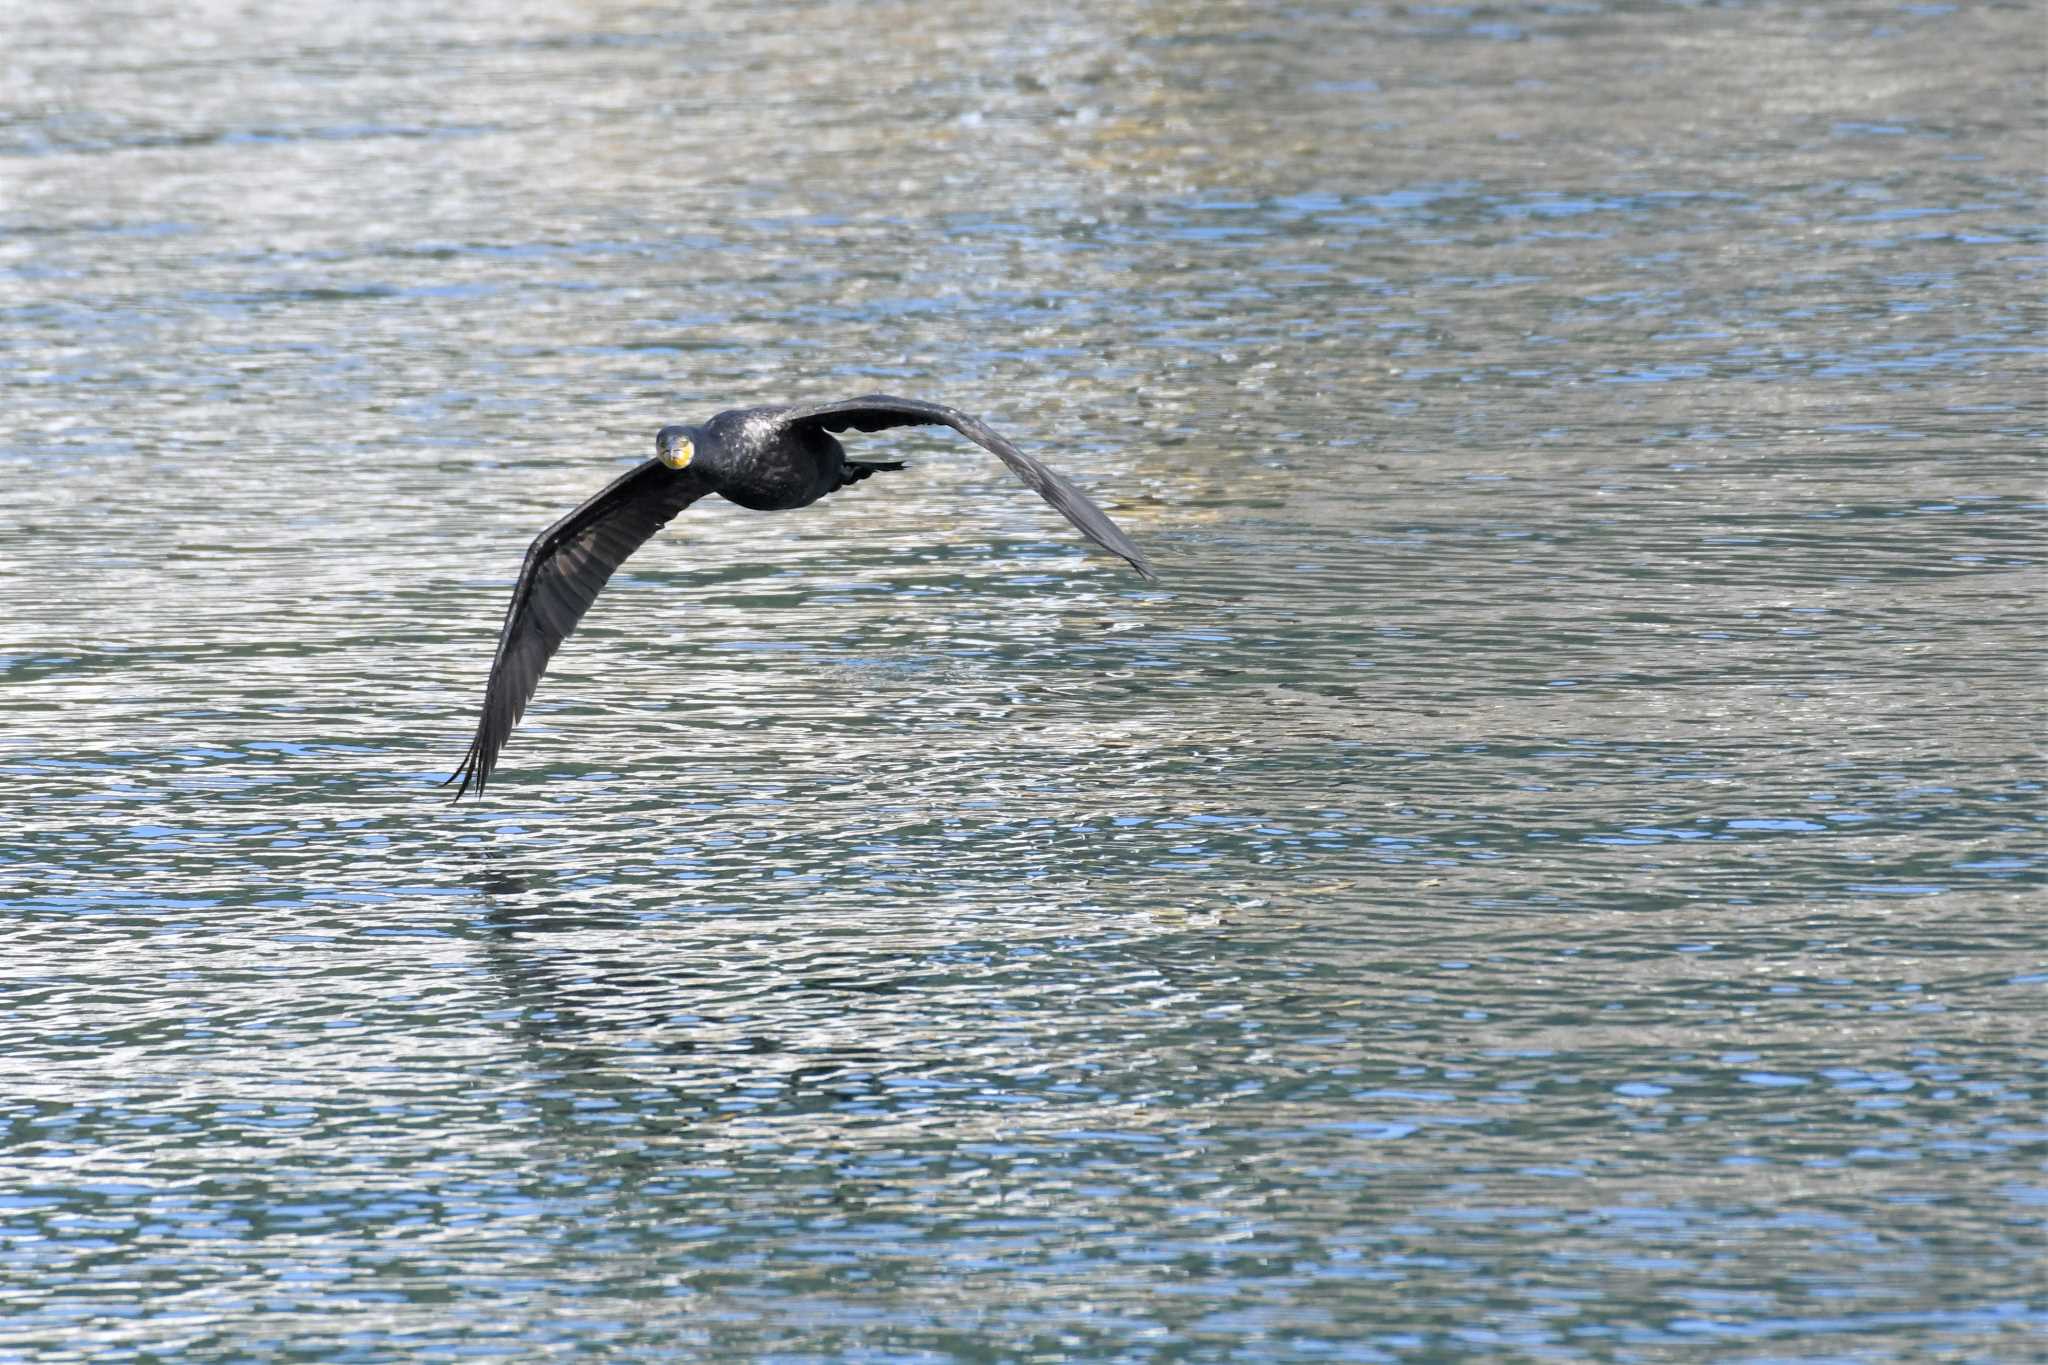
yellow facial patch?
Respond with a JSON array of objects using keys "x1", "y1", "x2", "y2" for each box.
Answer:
[{"x1": 661, "y1": 439, "x2": 694, "y2": 470}]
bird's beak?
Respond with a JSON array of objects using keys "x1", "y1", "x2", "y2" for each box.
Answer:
[{"x1": 659, "y1": 438, "x2": 694, "y2": 470}]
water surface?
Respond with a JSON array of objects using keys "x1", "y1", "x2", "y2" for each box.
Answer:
[{"x1": 2, "y1": 2, "x2": 2043, "y2": 1359}]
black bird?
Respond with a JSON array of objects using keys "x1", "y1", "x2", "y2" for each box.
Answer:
[{"x1": 447, "y1": 395, "x2": 1155, "y2": 799}]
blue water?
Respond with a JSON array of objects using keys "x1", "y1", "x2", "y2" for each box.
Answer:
[{"x1": 2, "y1": 1, "x2": 2042, "y2": 1359}]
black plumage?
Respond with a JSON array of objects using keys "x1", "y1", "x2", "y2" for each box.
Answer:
[{"x1": 446, "y1": 395, "x2": 1155, "y2": 799}]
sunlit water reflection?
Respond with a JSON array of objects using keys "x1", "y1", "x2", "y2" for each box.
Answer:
[{"x1": 3, "y1": 1, "x2": 2042, "y2": 1359}]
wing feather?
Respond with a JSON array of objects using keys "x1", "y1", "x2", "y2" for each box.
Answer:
[
  {"x1": 776, "y1": 395, "x2": 1156, "y2": 580},
  {"x1": 447, "y1": 459, "x2": 713, "y2": 799}
]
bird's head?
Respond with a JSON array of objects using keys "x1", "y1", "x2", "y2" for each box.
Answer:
[{"x1": 655, "y1": 424, "x2": 703, "y2": 471}]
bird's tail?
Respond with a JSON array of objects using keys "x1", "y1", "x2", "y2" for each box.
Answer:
[{"x1": 836, "y1": 460, "x2": 906, "y2": 489}]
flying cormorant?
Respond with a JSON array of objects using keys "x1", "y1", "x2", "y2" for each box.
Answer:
[{"x1": 447, "y1": 395, "x2": 1155, "y2": 799}]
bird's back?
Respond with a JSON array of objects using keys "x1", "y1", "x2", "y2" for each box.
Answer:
[{"x1": 708, "y1": 406, "x2": 843, "y2": 511}]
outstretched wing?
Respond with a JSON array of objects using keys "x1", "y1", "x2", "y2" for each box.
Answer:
[
  {"x1": 776, "y1": 395, "x2": 1157, "y2": 580},
  {"x1": 447, "y1": 460, "x2": 713, "y2": 799}
]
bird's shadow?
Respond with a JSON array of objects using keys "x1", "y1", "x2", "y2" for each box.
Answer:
[{"x1": 456, "y1": 847, "x2": 929, "y2": 1124}]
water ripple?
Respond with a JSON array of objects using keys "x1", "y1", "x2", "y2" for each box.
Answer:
[{"x1": 2, "y1": 0, "x2": 2043, "y2": 1360}]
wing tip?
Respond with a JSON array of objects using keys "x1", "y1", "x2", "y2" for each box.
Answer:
[
  {"x1": 443, "y1": 734, "x2": 489, "y2": 802},
  {"x1": 1095, "y1": 526, "x2": 1158, "y2": 582}
]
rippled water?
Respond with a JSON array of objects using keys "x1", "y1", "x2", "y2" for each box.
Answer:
[{"x1": 3, "y1": 2, "x2": 2043, "y2": 1360}]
